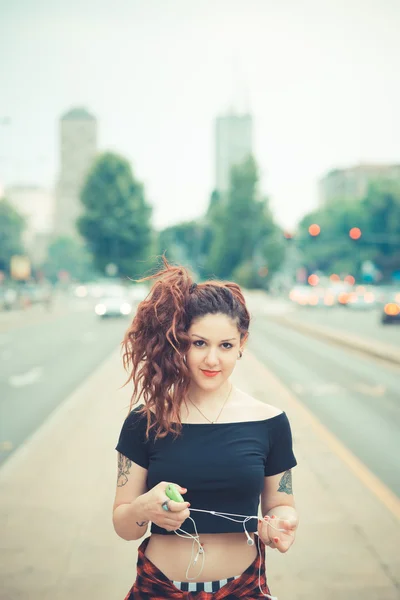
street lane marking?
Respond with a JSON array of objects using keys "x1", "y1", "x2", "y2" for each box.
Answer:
[
  {"x1": 247, "y1": 351, "x2": 400, "y2": 522},
  {"x1": 9, "y1": 367, "x2": 43, "y2": 387}
]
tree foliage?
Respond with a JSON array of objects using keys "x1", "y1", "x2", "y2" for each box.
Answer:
[
  {"x1": 155, "y1": 157, "x2": 285, "y2": 287},
  {"x1": 205, "y1": 156, "x2": 285, "y2": 285},
  {"x1": 0, "y1": 198, "x2": 26, "y2": 273},
  {"x1": 77, "y1": 152, "x2": 153, "y2": 278},
  {"x1": 297, "y1": 178, "x2": 400, "y2": 280}
]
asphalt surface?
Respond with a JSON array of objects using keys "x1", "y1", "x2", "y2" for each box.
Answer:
[
  {"x1": 248, "y1": 313, "x2": 400, "y2": 497},
  {"x1": 288, "y1": 304, "x2": 400, "y2": 347},
  {"x1": 0, "y1": 300, "x2": 129, "y2": 465}
]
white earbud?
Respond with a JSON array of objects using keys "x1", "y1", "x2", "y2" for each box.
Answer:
[{"x1": 245, "y1": 530, "x2": 255, "y2": 546}]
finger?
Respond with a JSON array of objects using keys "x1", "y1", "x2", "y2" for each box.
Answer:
[
  {"x1": 175, "y1": 485, "x2": 187, "y2": 493},
  {"x1": 167, "y1": 499, "x2": 191, "y2": 513},
  {"x1": 282, "y1": 518, "x2": 298, "y2": 531}
]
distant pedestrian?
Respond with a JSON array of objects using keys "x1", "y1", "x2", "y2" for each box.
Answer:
[{"x1": 113, "y1": 257, "x2": 298, "y2": 599}]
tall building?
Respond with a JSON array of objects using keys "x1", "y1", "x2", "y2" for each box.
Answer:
[
  {"x1": 215, "y1": 112, "x2": 253, "y2": 193},
  {"x1": 318, "y1": 163, "x2": 400, "y2": 206},
  {"x1": 53, "y1": 107, "x2": 98, "y2": 236}
]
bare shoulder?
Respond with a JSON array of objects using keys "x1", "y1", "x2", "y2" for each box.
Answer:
[{"x1": 230, "y1": 388, "x2": 283, "y2": 422}]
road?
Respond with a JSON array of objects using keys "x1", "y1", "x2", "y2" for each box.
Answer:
[
  {"x1": 248, "y1": 311, "x2": 400, "y2": 497},
  {"x1": 284, "y1": 304, "x2": 400, "y2": 347},
  {"x1": 0, "y1": 300, "x2": 129, "y2": 465}
]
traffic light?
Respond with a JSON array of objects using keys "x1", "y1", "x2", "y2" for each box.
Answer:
[
  {"x1": 308, "y1": 224, "x2": 320, "y2": 237},
  {"x1": 349, "y1": 227, "x2": 362, "y2": 240}
]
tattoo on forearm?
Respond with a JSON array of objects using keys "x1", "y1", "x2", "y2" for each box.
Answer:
[
  {"x1": 278, "y1": 470, "x2": 293, "y2": 495},
  {"x1": 136, "y1": 520, "x2": 149, "y2": 527},
  {"x1": 117, "y1": 453, "x2": 132, "y2": 487}
]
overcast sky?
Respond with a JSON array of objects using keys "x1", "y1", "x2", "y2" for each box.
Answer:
[{"x1": 1, "y1": 0, "x2": 399, "y2": 231}]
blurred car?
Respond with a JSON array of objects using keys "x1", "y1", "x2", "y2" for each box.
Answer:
[
  {"x1": 379, "y1": 287, "x2": 400, "y2": 324},
  {"x1": 94, "y1": 294, "x2": 133, "y2": 318},
  {"x1": 0, "y1": 286, "x2": 18, "y2": 310},
  {"x1": 289, "y1": 285, "x2": 335, "y2": 308},
  {"x1": 347, "y1": 285, "x2": 378, "y2": 310}
]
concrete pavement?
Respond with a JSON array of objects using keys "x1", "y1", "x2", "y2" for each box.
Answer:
[{"x1": 0, "y1": 347, "x2": 399, "y2": 600}]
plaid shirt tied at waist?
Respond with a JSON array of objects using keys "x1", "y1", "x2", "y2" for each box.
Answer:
[{"x1": 124, "y1": 534, "x2": 273, "y2": 599}]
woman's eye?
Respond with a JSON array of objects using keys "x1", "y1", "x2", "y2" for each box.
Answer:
[{"x1": 192, "y1": 341, "x2": 233, "y2": 349}]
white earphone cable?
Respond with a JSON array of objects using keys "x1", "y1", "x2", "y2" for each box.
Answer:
[{"x1": 172, "y1": 507, "x2": 290, "y2": 599}]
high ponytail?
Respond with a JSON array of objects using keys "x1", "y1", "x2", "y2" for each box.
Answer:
[{"x1": 121, "y1": 257, "x2": 194, "y2": 439}]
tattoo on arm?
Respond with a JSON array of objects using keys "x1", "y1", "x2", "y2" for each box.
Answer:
[
  {"x1": 117, "y1": 453, "x2": 132, "y2": 487},
  {"x1": 277, "y1": 470, "x2": 293, "y2": 495},
  {"x1": 136, "y1": 520, "x2": 149, "y2": 527}
]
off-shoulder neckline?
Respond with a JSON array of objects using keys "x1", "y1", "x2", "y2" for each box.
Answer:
[
  {"x1": 131, "y1": 406, "x2": 286, "y2": 426},
  {"x1": 181, "y1": 411, "x2": 285, "y2": 426}
]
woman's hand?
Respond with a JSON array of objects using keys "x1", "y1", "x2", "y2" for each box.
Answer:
[
  {"x1": 258, "y1": 514, "x2": 298, "y2": 553},
  {"x1": 139, "y1": 481, "x2": 191, "y2": 532}
]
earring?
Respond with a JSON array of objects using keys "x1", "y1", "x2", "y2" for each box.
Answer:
[{"x1": 238, "y1": 350, "x2": 243, "y2": 359}]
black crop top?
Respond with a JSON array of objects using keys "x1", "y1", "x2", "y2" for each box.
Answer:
[{"x1": 115, "y1": 407, "x2": 297, "y2": 535}]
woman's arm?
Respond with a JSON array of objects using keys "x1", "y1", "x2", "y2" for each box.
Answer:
[
  {"x1": 112, "y1": 453, "x2": 149, "y2": 541},
  {"x1": 258, "y1": 469, "x2": 299, "y2": 552},
  {"x1": 260, "y1": 469, "x2": 296, "y2": 516}
]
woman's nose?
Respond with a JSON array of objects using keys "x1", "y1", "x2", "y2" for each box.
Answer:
[{"x1": 204, "y1": 349, "x2": 219, "y2": 366}]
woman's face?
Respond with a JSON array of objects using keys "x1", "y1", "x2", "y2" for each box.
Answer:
[{"x1": 186, "y1": 313, "x2": 245, "y2": 391}]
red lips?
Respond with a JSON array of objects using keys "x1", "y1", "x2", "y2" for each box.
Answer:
[{"x1": 201, "y1": 370, "x2": 220, "y2": 377}]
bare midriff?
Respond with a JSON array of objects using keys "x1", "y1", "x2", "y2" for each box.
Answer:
[{"x1": 144, "y1": 532, "x2": 258, "y2": 581}]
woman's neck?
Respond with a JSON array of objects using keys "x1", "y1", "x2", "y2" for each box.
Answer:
[{"x1": 187, "y1": 381, "x2": 233, "y2": 408}]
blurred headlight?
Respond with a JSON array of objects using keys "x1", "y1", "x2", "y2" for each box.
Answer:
[
  {"x1": 338, "y1": 292, "x2": 349, "y2": 304},
  {"x1": 364, "y1": 292, "x2": 375, "y2": 303},
  {"x1": 75, "y1": 285, "x2": 87, "y2": 298},
  {"x1": 95, "y1": 303, "x2": 106, "y2": 315},
  {"x1": 120, "y1": 303, "x2": 132, "y2": 315},
  {"x1": 384, "y1": 303, "x2": 400, "y2": 316},
  {"x1": 324, "y1": 294, "x2": 335, "y2": 306}
]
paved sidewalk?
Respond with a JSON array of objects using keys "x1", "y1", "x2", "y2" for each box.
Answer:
[{"x1": 0, "y1": 348, "x2": 399, "y2": 600}]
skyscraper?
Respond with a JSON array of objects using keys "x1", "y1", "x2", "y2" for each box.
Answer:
[
  {"x1": 215, "y1": 112, "x2": 253, "y2": 194},
  {"x1": 53, "y1": 107, "x2": 98, "y2": 236}
]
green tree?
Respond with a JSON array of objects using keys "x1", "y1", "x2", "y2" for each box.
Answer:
[
  {"x1": 78, "y1": 152, "x2": 153, "y2": 278},
  {"x1": 298, "y1": 201, "x2": 365, "y2": 275},
  {"x1": 205, "y1": 156, "x2": 285, "y2": 285},
  {"x1": 206, "y1": 156, "x2": 259, "y2": 278},
  {"x1": 0, "y1": 198, "x2": 26, "y2": 273},
  {"x1": 43, "y1": 236, "x2": 95, "y2": 282},
  {"x1": 157, "y1": 220, "x2": 206, "y2": 277},
  {"x1": 359, "y1": 180, "x2": 400, "y2": 279},
  {"x1": 297, "y1": 180, "x2": 400, "y2": 280}
]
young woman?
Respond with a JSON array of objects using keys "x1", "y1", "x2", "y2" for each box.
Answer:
[{"x1": 113, "y1": 259, "x2": 298, "y2": 599}]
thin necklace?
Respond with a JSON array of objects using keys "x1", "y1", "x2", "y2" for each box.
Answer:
[{"x1": 187, "y1": 384, "x2": 233, "y2": 424}]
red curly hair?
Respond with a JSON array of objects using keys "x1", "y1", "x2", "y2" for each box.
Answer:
[{"x1": 121, "y1": 257, "x2": 251, "y2": 439}]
